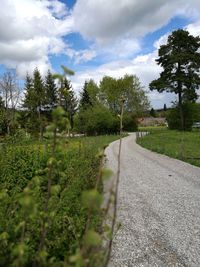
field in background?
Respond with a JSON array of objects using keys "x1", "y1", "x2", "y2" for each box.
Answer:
[{"x1": 137, "y1": 127, "x2": 200, "y2": 167}]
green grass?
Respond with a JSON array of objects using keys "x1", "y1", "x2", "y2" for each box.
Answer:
[{"x1": 137, "y1": 127, "x2": 200, "y2": 167}]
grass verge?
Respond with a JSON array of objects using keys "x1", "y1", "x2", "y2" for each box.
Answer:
[{"x1": 137, "y1": 127, "x2": 200, "y2": 167}]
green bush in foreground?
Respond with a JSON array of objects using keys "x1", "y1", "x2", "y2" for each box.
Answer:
[{"x1": 0, "y1": 108, "x2": 120, "y2": 266}]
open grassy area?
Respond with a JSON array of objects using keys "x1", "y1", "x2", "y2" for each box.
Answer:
[{"x1": 137, "y1": 127, "x2": 200, "y2": 167}]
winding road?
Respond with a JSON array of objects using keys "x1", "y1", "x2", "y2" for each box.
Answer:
[{"x1": 105, "y1": 134, "x2": 200, "y2": 267}]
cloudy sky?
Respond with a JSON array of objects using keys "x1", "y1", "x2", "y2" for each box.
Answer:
[{"x1": 0, "y1": 0, "x2": 200, "y2": 108}]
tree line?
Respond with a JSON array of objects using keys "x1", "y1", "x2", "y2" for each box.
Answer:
[{"x1": 0, "y1": 69, "x2": 150, "y2": 137}]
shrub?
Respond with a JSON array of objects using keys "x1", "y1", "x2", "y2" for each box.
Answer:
[{"x1": 75, "y1": 105, "x2": 118, "y2": 135}]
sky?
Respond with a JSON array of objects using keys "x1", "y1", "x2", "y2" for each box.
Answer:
[{"x1": 0, "y1": 0, "x2": 200, "y2": 108}]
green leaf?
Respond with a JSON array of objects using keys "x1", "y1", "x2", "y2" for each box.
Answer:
[
  {"x1": 84, "y1": 230, "x2": 102, "y2": 247},
  {"x1": 51, "y1": 185, "x2": 61, "y2": 195},
  {"x1": 69, "y1": 250, "x2": 83, "y2": 266},
  {"x1": 102, "y1": 168, "x2": 113, "y2": 181},
  {"x1": 61, "y1": 65, "x2": 75, "y2": 76},
  {"x1": 82, "y1": 189, "x2": 103, "y2": 211}
]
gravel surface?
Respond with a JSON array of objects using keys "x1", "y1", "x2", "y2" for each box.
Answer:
[{"x1": 105, "y1": 133, "x2": 200, "y2": 267}]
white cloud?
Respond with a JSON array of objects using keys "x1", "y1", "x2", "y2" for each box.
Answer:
[
  {"x1": 0, "y1": 0, "x2": 74, "y2": 77},
  {"x1": 65, "y1": 48, "x2": 97, "y2": 64},
  {"x1": 186, "y1": 21, "x2": 200, "y2": 37},
  {"x1": 72, "y1": 0, "x2": 200, "y2": 44},
  {"x1": 153, "y1": 33, "x2": 169, "y2": 49},
  {"x1": 70, "y1": 50, "x2": 176, "y2": 108}
]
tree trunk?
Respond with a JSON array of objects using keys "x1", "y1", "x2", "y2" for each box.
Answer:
[
  {"x1": 178, "y1": 91, "x2": 184, "y2": 131},
  {"x1": 38, "y1": 109, "x2": 43, "y2": 140},
  {"x1": 177, "y1": 62, "x2": 184, "y2": 131}
]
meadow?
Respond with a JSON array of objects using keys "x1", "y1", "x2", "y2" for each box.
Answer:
[{"x1": 137, "y1": 127, "x2": 200, "y2": 167}]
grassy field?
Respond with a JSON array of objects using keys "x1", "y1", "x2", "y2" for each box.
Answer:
[
  {"x1": 137, "y1": 127, "x2": 200, "y2": 167},
  {"x1": 0, "y1": 134, "x2": 120, "y2": 266}
]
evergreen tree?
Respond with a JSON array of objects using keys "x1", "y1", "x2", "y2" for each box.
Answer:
[
  {"x1": 79, "y1": 81, "x2": 92, "y2": 110},
  {"x1": 60, "y1": 78, "x2": 77, "y2": 129},
  {"x1": 33, "y1": 68, "x2": 45, "y2": 138},
  {"x1": 33, "y1": 68, "x2": 45, "y2": 111},
  {"x1": 150, "y1": 29, "x2": 200, "y2": 130},
  {"x1": 45, "y1": 70, "x2": 58, "y2": 108},
  {"x1": 163, "y1": 103, "x2": 167, "y2": 111},
  {"x1": 23, "y1": 74, "x2": 34, "y2": 111}
]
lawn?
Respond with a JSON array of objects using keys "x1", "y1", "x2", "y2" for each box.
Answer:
[{"x1": 137, "y1": 127, "x2": 200, "y2": 167}]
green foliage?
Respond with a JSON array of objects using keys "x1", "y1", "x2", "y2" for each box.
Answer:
[
  {"x1": 76, "y1": 74, "x2": 148, "y2": 135},
  {"x1": 75, "y1": 104, "x2": 118, "y2": 135},
  {"x1": 100, "y1": 74, "x2": 149, "y2": 115},
  {"x1": 0, "y1": 109, "x2": 7, "y2": 134},
  {"x1": 45, "y1": 70, "x2": 58, "y2": 107},
  {"x1": 166, "y1": 103, "x2": 199, "y2": 131},
  {"x1": 79, "y1": 81, "x2": 93, "y2": 110},
  {"x1": 150, "y1": 29, "x2": 200, "y2": 130},
  {"x1": 23, "y1": 69, "x2": 46, "y2": 136},
  {"x1": 150, "y1": 29, "x2": 200, "y2": 98},
  {"x1": 59, "y1": 78, "x2": 78, "y2": 129},
  {"x1": 0, "y1": 124, "x2": 120, "y2": 266},
  {"x1": 123, "y1": 113, "x2": 138, "y2": 131}
]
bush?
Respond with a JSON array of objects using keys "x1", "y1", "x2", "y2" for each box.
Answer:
[
  {"x1": 75, "y1": 105, "x2": 118, "y2": 135},
  {"x1": 0, "y1": 134, "x2": 120, "y2": 266}
]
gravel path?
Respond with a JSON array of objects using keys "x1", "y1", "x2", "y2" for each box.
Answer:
[{"x1": 105, "y1": 133, "x2": 200, "y2": 267}]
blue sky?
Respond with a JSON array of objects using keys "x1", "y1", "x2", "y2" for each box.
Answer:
[{"x1": 0, "y1": 0, "x2": 200, "y2": 108}]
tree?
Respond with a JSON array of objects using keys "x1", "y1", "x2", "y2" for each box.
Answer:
[
  {"x1": 99, "y1": 74, "x2": 149, "y2": 115},
  {"x1": 23, "y1": 69, "x2": 45, "y2": 137},
  {"x1": 52, "y1": 65, "x2": 74, "y2": 88},
  {"x1": 149, "y1": 29, "x2": 200, "y2": 130},
  {"x1": 33, "y1": 68, "x2": 46, "y2": 138},
  {"x1": 75, "y1": 104, "x2": 117, "y2": 135},
  {"x1": 163, "y1": 103, "x2": 167, "y2": 111},
  {"x1": 23, "y1": 73, "x2": 34, "y2": 111},
  {"x1": 59, "y1": 78, "x2": 77, "y2": 129},
  {"x1": 0, "y1": 71, "x2": 20, "y2": 134},
  {"x1": 44, "y1": 70, "x2": 58, "y2": 108},
  {"x1": 52, "y1": 65, "x2": 75, "y2": 129},
  {"x1": 79, "y1": 81, "x2": 93, "y2": 110}
]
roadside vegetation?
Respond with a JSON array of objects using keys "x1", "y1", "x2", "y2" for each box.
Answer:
[
  {"x1": 0, "y1": 62, "x2": 147, "y2": 266},
  {"x1": 0, "y1": 123, "x2": 122, "y2": 266},
  {"x1": 0, "y1": 27, "x2": 200, "y2": 266},
  {"x1": 137, "y1": 127, "x2": 200, "y2": 167}
]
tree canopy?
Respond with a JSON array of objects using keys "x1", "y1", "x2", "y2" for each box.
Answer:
[{"x1": 149, "y1": 29, "x2": 200, "y2": 130}]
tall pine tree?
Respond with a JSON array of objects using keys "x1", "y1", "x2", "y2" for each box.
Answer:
[
  {"x1": 23, "y1": 73, "x2": 34, "y2": 111},
  {"x1": 150, "y1": 29, "x2": 200, "y2": 130},
  {"x1": 45, "y1": 70, "x2": 58, "y2": 108},
  {"x1": 79, "y1": 81, "x2": 92, "y2": 110},
  {"x1": 59, "y1": 78, "x2": 77, "y2": 129}
]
